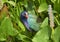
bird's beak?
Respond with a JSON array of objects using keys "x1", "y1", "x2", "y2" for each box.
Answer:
[{"x1": 25, "y1": 14, "x2": 28, "y2": 19}]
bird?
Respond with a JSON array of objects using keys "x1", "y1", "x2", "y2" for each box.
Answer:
[
  {"x1": 20, "y1": 5, "x2": 41, "y2": 32},
  {"x1": 20, "y1": 11, "x2": 41, "y2": 32}
]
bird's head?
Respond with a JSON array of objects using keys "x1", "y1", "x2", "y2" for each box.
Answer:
[
  {"x1": 24, "y1": 12, "x2": 28, "y2": 19},
  {"x1": 21, "y1": 11, "x2": 28, "y2": 19}
]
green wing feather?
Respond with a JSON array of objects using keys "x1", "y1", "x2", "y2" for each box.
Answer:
[{"x1": 27, "y1": 14, "x2": 41, "y2": 31}]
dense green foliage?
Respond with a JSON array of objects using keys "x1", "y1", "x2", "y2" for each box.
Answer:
[{"x1": 0, "y1": 0, "x2": 60, "y2": 42}]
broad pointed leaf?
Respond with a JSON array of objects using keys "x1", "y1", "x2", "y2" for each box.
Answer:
[
  {"x1": 32, "y1": 26, "x2": 52, "y2": 42},
  {"x1": 38, "y1": 3, "x2": 48, "y2": 12},
  {"x1": 52, "y1": 26, "x2": 60, "y2": 42},
  {"x1": 40, "y1": 17, "x2": 48, "y2": 28},
  {"x1": 0, "y1": 17, "x2": 18, "y2": 41}
]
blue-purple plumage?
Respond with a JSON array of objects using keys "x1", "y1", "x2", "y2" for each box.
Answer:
[{"x1": 20, "y1": 11, "x2": 32, "y2": 32}]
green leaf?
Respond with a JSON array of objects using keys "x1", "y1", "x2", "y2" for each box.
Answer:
[
  {"x1": 6, "y1": 1, "x2": 15, "y2": 6},
  {"x1": 0, "y1": 17, "x2": 18, "y2": 41},
  {"x1": 52, "y1": 26, "x2": 60, "y2": 42},
  {"x1": 51, "y1": 0, "x2": 57, "y2": 3},
  {"x1": 16, "y1": 34, "x2": 27, "y2": 40},
  {"x1": 16, "y1": 18, "x2": 25, "y2": 31},
  {"x1": 0, "y1": 31, "x2": 6, "y2": 41},
  {"x1": 38, "y1": 3, "x2": 48, "y2": 12},
  {"x1": 27, "y1": 0, "x2": 34, "y2": 11},
  {"x1": 21, "y1": 0, "x2": 28, "y2": 8},
  {"x1": 53, "y1": 0, "x2": 60, "y2": 13},
  {"x1": 32, "y1": 26, "x2": 52, "y2": 42},
  {"x1": 40, "y1": 17, "x2": 48, "y2": 28},
  {"x1": 2, "y1": 0, "x2": 15, "y2": 6},
  {"x1": 16, "y1": 33, "x2": 31, "y2": 42}
]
